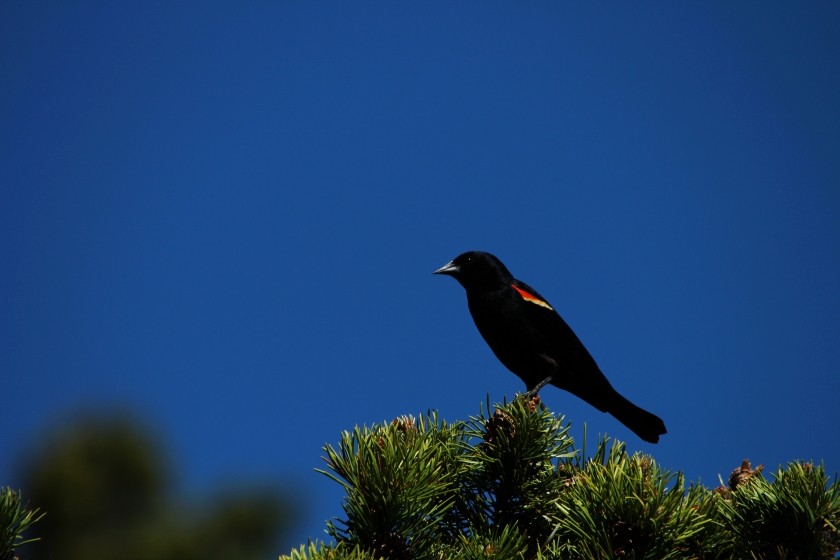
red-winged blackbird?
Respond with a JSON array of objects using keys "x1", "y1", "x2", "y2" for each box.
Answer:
[{"x1": 435, "y1": 251, "x2": 667, "y2": 444}]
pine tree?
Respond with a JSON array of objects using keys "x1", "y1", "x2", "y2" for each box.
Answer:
[{"x1": 281, "y1": 397, "x2": 840, "y2": 560}]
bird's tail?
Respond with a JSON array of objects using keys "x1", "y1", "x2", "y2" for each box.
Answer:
[{"x1": 608, "y1": 392, "x2": 667, "y2": 444}]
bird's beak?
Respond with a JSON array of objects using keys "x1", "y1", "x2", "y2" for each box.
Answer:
[{"x1": 433, "y1": 260, "x2": 459, "y2": 276}]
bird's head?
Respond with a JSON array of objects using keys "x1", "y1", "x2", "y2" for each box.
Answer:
[{"x1": 433, "y1": 251, "x2": 513, "y2": 291}]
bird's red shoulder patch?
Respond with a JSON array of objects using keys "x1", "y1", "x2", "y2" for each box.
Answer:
[{"x1": 511, "y1": 284, "x2": 554, "y2": 311}]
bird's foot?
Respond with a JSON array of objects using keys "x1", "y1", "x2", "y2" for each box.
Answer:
[{"x1": 523, "y1": 376, "x2": 553, "y2": 399}]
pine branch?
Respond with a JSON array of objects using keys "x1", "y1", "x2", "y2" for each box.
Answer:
[
  {"x1": 1, "y1": 487, "x2": 44, "y2": 560},
  {"x1": 282, "y1": 397, "x2": 840, "y2": 560},
  {"x1": 316, "y1": 412, "x2": 466, "y2": 559},
  {"x1": 713, "y1": 460, "x2": 840, "y2": 559}
]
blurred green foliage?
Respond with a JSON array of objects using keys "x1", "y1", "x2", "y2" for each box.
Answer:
[{"x1": 14, "y1": 412, "x2": 292, "y2": 560}]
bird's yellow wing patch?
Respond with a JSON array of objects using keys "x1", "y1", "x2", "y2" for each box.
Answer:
[{"x1": 511, "y1": 284, "x2": 554, "y2": 311}]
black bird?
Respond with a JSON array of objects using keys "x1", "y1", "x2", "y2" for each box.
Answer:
[{"x1": 434, "y1": 251, "x2": 666, "y2": 443}]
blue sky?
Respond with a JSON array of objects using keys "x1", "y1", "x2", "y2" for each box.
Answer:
[{"x1": 2, "y1": 2, "x2": 839, "y2": 550}]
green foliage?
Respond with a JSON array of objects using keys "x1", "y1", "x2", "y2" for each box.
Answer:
[
  {"x1": 282, "y1": 541, "x2": 383, "y2": 560},
  {"x1": 0, "y1": 487, "x2": 43, "y2": 560},
  {"x1": 549, "y1": 440, "x2": 714, "y2": 559},
  {"x1": 713, "y1": 461, "x2": 840, "y2": 559},
  {"x1": 459, "y1": 398, "x2": 575, "y2": 557},
  {"x1": 282, "y1": 397, "x2": 840, "y2": 560},
  {"x1": 17, "y1": 412, "x2": 291, "y2": 560},
  {"x1": 318, "y1": 413, "x2": 466, "y2": 558}
]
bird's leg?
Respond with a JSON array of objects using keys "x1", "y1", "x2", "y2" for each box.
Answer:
[{"x1": 524, "y1": 376, "x2": 553, "y2": 398}]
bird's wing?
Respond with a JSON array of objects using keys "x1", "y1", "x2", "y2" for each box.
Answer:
[{"x1": 510, "y1": 279, "x2": 615, "y2": 401}]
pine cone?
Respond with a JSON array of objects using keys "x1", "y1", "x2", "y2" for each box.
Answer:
[{"x1": 728, "y1": 459, "x2": 763, "y2": 490}]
